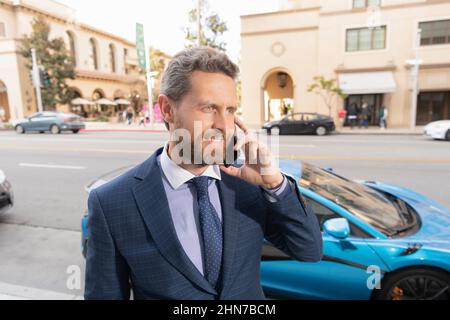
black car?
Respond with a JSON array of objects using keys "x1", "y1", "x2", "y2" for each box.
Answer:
[
  {"x1": 0, "y1": 170, "x2": 14, "y2": 215},
  {"x1": 263, "y1": 112, "x2": 335, "y2": 136}
]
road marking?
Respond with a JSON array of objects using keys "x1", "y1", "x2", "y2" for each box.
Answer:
[
  {"x1": 0, "y1": 136, "x2": 166, "y2": 144},
  {"x1": 5, "y1": 146, "x2": 150, "y2": 154},
  {"x1": 3, "y1": 146, "x2": 450, "y2": 164},
  {"x1": 0, "y1": 281, "x2": 83, "y2": 300},
  {"x1": 19, "y1": 163, "x2": 86, "y2": 170},
  {"x1": 277, "y1": 154, "x2": 450, "y2": 164}
]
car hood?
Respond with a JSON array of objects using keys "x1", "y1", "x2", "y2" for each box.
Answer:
[
  {"x1": 426, "y1": 120, "x2": 450, "y2": 127},
  {"x1": 263, "y1": 120, "x2": 282, "y2": 127},
  {"x1": 362, "y1": 181, "x2": 450, "y2": 251},
  {"x1": 12, "y1": 119, "x2": 27, "y2": 126}
]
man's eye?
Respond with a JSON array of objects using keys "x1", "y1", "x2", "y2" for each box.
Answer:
[
  {"x1": 227, "y1": 108, "x2": 236, "y2": 115},
  {"x1": 203, "y1": 106, "x2": 215, "y2": 112}
]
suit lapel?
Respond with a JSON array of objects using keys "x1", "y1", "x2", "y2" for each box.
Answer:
[
  {"x1": 132, "y1": 149, "x2": 217, "y2": 295},
  {"x1": 217, "y1": 174, "x2": 239, "y2": 297}
]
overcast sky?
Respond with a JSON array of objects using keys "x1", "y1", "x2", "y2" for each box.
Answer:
[{"x1": 57, "y1": 0, "x2": 279, "y2": 62}]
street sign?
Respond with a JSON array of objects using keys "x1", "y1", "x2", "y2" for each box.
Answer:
[{"x1": 136, "y1": 23, "x2": 147, "y2": 71}]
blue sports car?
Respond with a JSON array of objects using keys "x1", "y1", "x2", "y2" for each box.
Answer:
[{"x1": 81, "y1": 159, "x2": 450, "y2": 300}]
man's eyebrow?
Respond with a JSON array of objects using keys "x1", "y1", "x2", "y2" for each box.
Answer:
[{"x1": 197, "y1": 101, "x2": 237, "y2": 109}]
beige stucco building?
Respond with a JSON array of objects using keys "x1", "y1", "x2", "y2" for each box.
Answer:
[
  {"x1": 240, "y1": 0, "x2": 450, "y2": 129},
  {"x1": 0, "y1": 0, "x2": 145, "y2": 122}
]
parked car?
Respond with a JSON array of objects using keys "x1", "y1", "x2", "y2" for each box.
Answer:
[
  {"x1": 424, "y1": 120, "x2": 450, "y2": 141},
  {"x1": 12, "y1": 112, "x2": 85, "y2": 134},
  {"x1": 263, "y1": 113, "x2": 336, "y2": 136},
  {"x1": 80, "y1": 160, "x2": 450, "y2": 300},
  {"x1": 0, "y1": 170, "x2": 14, "y2": 215}
]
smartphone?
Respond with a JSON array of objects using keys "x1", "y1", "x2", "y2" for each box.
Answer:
[{"x1": 224, "y1": 134, "x2": 238, "y2": 168}]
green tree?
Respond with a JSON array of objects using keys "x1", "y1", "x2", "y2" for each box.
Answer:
[
  {"x1": 184, "y1": 0, "x2": 228, "y2": 51},
  {"x1": 19, "y1": 17, "x2": 76, "y2": 110},
  {"x1": 150, "y1": 47, "x2": 166, "y2": 77},
  {"x1": 308, "y1": 76, "x2": 347, "y2": 116}
]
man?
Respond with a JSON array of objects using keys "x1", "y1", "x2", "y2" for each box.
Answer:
[{"x1": 85, "y1": 47, "x2": 322, "y2": 300}]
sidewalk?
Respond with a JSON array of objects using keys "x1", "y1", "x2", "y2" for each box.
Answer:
[
  {"x1": 82, "y1": 121, "x2": 167, "y2": 133},
  {"x1": 335, "y1": 126, "x2": 424, "y2": 136}
]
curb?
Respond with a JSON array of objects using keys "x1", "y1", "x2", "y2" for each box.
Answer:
[
  {"x1": 335, "y1": 131, "x2": 423, "y2": 136},
  {"x1": 81, "y1": 129, "x2": 166, "y2": 133}
]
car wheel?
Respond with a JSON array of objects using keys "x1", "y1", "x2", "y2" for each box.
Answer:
[
  {"x1": 72, "y1": 129, "x2": 80, "y2": 134},
  {"x1": 270, "y1": 126, "x2": 280, "y2": 136},
  {"x1": 50, "y1": 124, "x2": 61, "y2": 134},
  {"x1": 446, "y1": 129, "x2": 450, "y2": 141},
  {"x1": 373, "y1": 267, "x2": 450, "y2": 300},
  {"x1": 316, "y1": 126, "x2": 328, "y2": 136},
  {"x1": 39, "y1": 131, "x2": 45, "y2": 134},
  {"x1": 15, "y1": 125, "x2": 25, "y2": 134}
]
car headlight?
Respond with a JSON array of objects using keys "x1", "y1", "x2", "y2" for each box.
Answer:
[{"x1": 0, "y1": 170, "x2": 5, "y2": 185}]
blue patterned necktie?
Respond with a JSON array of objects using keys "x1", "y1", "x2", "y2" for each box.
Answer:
[{"x1": 190, "y1": 176, "x2": 223, "y2": 289}]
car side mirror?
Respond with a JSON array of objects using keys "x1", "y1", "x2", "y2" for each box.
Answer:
[{"x1": 323, "y1": 218, "x2": 350, "y2": 240}]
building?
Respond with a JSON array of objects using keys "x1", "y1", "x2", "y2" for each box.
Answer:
[
  {"x1": 0, "y1": 0, "x2": 145, "y2": 122},
  {"x1": 240, "y1": 0, "x2": 450, "y2": 129}
]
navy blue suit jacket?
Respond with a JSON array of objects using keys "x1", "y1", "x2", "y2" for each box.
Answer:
[{"x1": 84, "y1": 147, "x2": 322, "y2": 300}]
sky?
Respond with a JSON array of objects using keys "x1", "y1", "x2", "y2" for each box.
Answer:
[{"x1": 57, "y1": 0, "x2": 279, "y2": 62}]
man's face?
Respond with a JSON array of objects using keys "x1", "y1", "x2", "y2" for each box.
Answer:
[{"x1": 170, "y1": 71, "x2": 238, "y2": 165}]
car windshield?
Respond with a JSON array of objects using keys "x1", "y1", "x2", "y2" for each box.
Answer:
[{"x1": 299, "y1": 162, "x2": 413, "y2": 236}]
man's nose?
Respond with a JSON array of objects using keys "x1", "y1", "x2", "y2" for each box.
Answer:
[{"x1": 212, "y1": 111, "x2": 227, "y2": 133}]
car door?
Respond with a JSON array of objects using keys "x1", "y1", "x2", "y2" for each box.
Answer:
[
  {"x1": 283, "y1": 113, "x2": 303, "y2": 134},
  {"x1": 301, "y1": 114, "x2": 319, "y2": 134},
  {"x1": 24, "y1": 113, "x2": 44, "y2": 131},
  {"x1": 261, "y1": 197, "x2": 389, "y2": 300},
  {"x1": 40, "y1": 113, "x2": 58, "y2": 131}
]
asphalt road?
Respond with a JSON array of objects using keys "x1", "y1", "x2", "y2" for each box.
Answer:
[{"x1": 0, "y1": 130, "x2": 449, "y2": 298}]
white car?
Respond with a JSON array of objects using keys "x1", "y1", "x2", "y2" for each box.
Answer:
[{"x1": 424, "y1": 120, "x2": 450, "y2": 141}]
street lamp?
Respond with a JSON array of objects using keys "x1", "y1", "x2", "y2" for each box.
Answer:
[{"x1": 406, "y1": 28, "x2": 423, "y2": 130}]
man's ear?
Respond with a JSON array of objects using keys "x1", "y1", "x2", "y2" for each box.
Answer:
[{"x1": 158, "y1": 95, "x2": 175, "y2": 126}]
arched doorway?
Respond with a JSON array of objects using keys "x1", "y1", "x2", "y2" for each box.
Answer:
[
  {"x1": 261, "y1": 69, "x2": 294, "y2": 123},
  {"x1": 0, "y1": 80, "x2": 11, "y2": 122},
  {"x1": 92, "y1": 89, "x2": 105, "y2": 101}
]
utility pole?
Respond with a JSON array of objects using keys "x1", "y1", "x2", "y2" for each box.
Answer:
[
  {"x1": 197, "y1": 0, "x2": 202, "y2": 47},
  {"x1": 31, "y1": 48, "x2": 44, "y2": 113},
  {"x1": 145, "y1": 45, "x2": 154, "y2": 127},
  {"x1": 409, "y1": 28, "x2": 422, "y2": 130}
]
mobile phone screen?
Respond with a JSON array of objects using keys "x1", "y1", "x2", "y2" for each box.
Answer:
[{"x1": 224, "y1": 134, "x2": 238, "y2": 167}]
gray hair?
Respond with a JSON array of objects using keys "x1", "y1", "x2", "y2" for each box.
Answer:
[{"x1": 160, "y1": 47, "x2": 239, "y2": 103}]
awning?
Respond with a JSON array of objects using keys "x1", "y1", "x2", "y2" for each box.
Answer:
[
  {"x1": 95, "y1": 98, "x2": 117, "y2": 106},
  {"x1": 71, "y1": 98, "x2": 94, "y2": 105},
  {"x1": 338, "y1": 71, "x2": 397, "y2": 95},
  {"x1": 114, "y1": 99, "x2": 131, "y2": 105}
]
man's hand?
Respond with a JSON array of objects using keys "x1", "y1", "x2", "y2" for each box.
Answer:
[{"x1": 219, "y1": 117, "x2": 284, "y2": 189}]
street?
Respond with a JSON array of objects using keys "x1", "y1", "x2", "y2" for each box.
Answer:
[{"x1": 0, "y1": 130, "x2": 449, "y2": 299}]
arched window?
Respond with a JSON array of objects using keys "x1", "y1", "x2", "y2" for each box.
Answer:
[
  {"x1": 66, "y1": 31, "x2": 77, "y2": 66},
  {"x1": 123, "y1": 48, "x2": 129, "y2": 74},
  {"x1": 109, "y1": 44, "x2": 116, "y2": 73},
  {"x1": 89, "y1": 38, "x2": 99, "y2": 70}
]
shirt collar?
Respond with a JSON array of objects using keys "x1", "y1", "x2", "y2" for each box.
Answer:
[{"x1": 159, "y1": 143, "x2": 222, "y2": 190}]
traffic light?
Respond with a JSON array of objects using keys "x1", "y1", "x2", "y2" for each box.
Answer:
[
  {"x1": 42, "y1": 70, "x2": 51, "y2": 88},
  {"x1": 38, "y1": 67, "x2": 51, "y2": 88}
]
